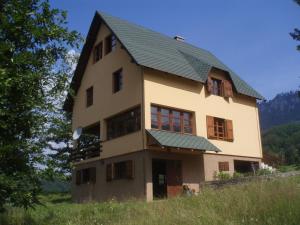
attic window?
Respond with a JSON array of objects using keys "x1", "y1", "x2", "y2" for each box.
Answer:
[
  {"x1": 212, "y1": 78, "x2": 223, "y2": 96},
  {"x1": 86, "y1": 86, "x2": 93, "y2": 107},
  {"x1": 93, "y1": 42, "x2": 102, "y2": 63},
  {"x1": 207, "y1": 76, "x2": 233, "y2": 98},
  {"x1": 105, "y1": 34, "x2": 117, "y2": 55},
  {"x1": 113, "y1": 69, "x2": 123, "y2": 93}
]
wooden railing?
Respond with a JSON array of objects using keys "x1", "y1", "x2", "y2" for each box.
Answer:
[{"x1": 71, "y1": 134, "x2": 102, "y2": 162}]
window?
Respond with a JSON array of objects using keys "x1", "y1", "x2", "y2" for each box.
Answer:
[
  {"x1": 75, "y1": 167, "x2": 96, "y2": 185},
  {"x1": 183, "y1": 112, "x2": 193, "y2": 133},
  {"x1": 161, "y1": 108, "x2": 170, "y2": 130},
  {"x1": 93, "y1": 42, "x2": 102, "y2": 63},
  {"x1": 212, "y1": 78, "x2": 223, "y2": 96},
  {"x1": 206, "y1": 116, "x2": 234, "y2": 141},
  {"x1": 106, "y1": 160, "x2": 134, "y2": 181},
  {"x1": 151, "y1": 106, "x2": 159, "y2": 129},
  {"x1": 106, "y1": 106, "x2": 141, "y2": 140},
  {"x1": 105, "y1": 34, "x2": 117, "y2": 55},
  {"x1": 151, "y1": 105, "x2": 194, "y2": 134},
  {"x1": 86, "y1": 86, "x2": 93, "y2": 107},
  {"x1": 207, "y1": 76, "x2": 233, "y2": 98},
  {"x1": 219, "y1": 162, "x2": 229, "y2": 172},
  {"x1": 113, "y1": 69, "x2": 123, "y2": 93},
  {"x1": 114, "y1": 161, "x2": 127, "y2": 180},
  {"x1": 214, "y1": 118, "x2": 226, "y2": 140}
]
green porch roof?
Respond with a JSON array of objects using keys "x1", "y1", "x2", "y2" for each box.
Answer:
[{"x1": 147, "y1": 129, "x2": 221, "y2": 152}]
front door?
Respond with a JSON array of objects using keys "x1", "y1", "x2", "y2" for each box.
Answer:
[
  {"x1": 152, "y1": 159, "x2": 182, "y2": 198},
  {"x1": 152, "y1": 159, "x2": 167, "y2": 198},
  {"x1": 166, "y1": 160, "x2": 182, "y2": 197}
]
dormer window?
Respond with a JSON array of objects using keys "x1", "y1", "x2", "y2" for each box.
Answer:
[
  {"x1": 105, "y1": 34, "x2": 117, "y2": 55},
  {"x1": 212, "y1": 78, "x2": 223, "y2": 96},
  {"x1": 207, "y1": 76, "x2": 233, "y2": 98},
  {"x1": 93, "y1": 42, "x2": 102, "y2": 63}
]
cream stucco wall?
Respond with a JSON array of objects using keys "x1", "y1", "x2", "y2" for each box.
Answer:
[
  {"x1": 143, "y1": 68, "x2": 263, "y2": 159},
  {"x1": 72, "y1": 24, "x2": 144, "y2": 159}
]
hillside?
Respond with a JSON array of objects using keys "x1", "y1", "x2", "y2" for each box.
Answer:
[
  {"x1": 262, "y1": 122, "x2": 300, "y2": 164},
  {"x1": 258, "y1": 91, "x2": 300, "y2": 131}
]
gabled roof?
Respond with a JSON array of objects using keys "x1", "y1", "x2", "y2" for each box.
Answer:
[
  {"x1": 64, "y1": 11, "x2": 264, "y2": 112},
  {"x1": 147, "y1": 129, "x2": 221, "y2": 152}
]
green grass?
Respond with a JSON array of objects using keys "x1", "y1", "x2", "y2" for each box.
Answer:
[
  {"x1": 1, "y1": 176, "x2": 300, "y2": 225},
  {"x1": 278, "y1": 164, "x2": 300, "y2": 173}
]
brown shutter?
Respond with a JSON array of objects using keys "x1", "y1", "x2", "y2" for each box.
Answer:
[
  {"x1": 126, "y1": 160, "x2": 134, "y2": 179},
  {"x1": 90, "y1": 167, "x2": 96, "y2": 184},
  {"x1": 206, "y1": 116, "x2": 215, "y2": 139},
  {"x1": 106, "y1": 163, "x2": 113, "y2": 182},
  {"x1": 223, "y1": 80, "x2": 233, "y2": 98},
  {"x1": 206, "y1": 77, "x2": 213, "y2": 94},
  {"x1": 226, "y1": 120, "x2": 234, "y2": 141},
  {"x1": 76, "y1": 170, "x2": 81, "y2": 185}
]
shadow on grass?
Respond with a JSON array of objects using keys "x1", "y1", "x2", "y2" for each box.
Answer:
[
  {"x1": 50, "y1": 196, "x2": 72, "y2": 204},
  {"x1": 39, "y1": 192, "x2": 72, "y2": 204}
]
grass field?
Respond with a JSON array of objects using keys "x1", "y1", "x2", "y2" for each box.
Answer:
[{"x1": 1, "y1": 175, "x2": 300, "y2": 225}]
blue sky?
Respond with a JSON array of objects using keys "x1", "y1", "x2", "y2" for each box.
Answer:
[{"x1": 51, "y1": 0, "x2": 300, "y2": 100}]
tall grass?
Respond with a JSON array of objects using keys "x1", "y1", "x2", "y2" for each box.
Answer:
[{"x1": 1, "y1": 176, "x2": 300, "y2": 225}]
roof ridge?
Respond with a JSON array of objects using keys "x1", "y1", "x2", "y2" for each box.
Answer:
[{"x1": 97, "y1": 11, "x2": 214, "y2": 56}]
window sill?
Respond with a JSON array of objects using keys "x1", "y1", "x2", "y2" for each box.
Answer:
[{"x1": 207, "y1": 136, "x2": 234, "y2": 142}]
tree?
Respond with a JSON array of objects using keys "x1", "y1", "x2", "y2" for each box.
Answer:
[
  {"x1": 291, "y1": 0, "x2": 300, "y2": 50},
  {"x1": 0, "y1": 0, "x2": 82, "y2": 211}
]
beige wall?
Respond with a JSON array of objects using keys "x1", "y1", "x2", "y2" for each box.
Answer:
[
  {"x1": 144, "y1": 150, "x2": 205, "y2": 201},
  {"x1": 72, "y1": 151, "x2": 146, "y2": 202},
  {"x1": 143, "y1": 68, "x2": 263, "y2": 158},
  {"x1": 203, "y1": 153, "x2": 261, "y2": 181},
  {"x1": 72, "y1": 24, "x2": 144, "y2": 159}
]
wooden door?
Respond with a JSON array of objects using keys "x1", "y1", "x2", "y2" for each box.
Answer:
[{"x1": 166, "y1": 160, "x2": 182, "y2": 197}]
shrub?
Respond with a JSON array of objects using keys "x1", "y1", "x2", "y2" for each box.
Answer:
[
  {"x1": 256, "y1": 168, "x2": 273, "y2": 176},
  {"x1": 232, "y1": 172, "x2": 244, "y2": 179},
  {"x1": 216, "y1": 172, "x2": 232, "y2": 180}
]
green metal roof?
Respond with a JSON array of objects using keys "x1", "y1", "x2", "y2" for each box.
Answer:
[
  {"x1": 147, "y1": 129, "x2": 221, "y2": 152},
  {"x1": 98, "y1": 11, "x2": 264, "y2": 100}
]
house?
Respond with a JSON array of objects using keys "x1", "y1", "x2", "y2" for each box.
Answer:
[{"x1": 63, "y1": 11, "x2": 264, "y2": 202}]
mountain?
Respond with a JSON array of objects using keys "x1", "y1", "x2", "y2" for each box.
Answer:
[
  {"x1": 258, "y1": 91, "x2": 300, "y2": 131},
  {"x1": 262, "y1": 122, "x2": 300, "y2": 164}
]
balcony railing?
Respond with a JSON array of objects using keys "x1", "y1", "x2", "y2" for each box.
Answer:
[{"x1": 71, "y1": 134, "x2": 102, "y2": 162}]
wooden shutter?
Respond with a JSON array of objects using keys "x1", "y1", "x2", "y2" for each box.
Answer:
[
  {"x1": 125, "y1": 160, "x2": 134, "y2": 179},
  {"x1": 206, "y1": 77, "x2": 213, "y2": 94},
  {"x1": 206, "y1": 116, "x2": 215, "y2": 139},
  {"x1": 90, "y1": 167, "x2": 96, "y2": 184},
  {"x1": 76, "y1": 170, "x2": 81, "y2": 185},
  {"x1": 226, "y1": 120, "x2": 234, "y2": 141},
  {"x1": 223, "y1": 80, "x2": 233, "y2": 98},
  {"x1": 106, "y1": 163, "x2": 113, "y2": 182},
  {"x1": 218, "y1": 162, "x2": 229, "y2": 172}
]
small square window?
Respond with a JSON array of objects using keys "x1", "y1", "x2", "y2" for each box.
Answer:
[
  {"x1": 93, "y1": 42, "x2": 102, "y2": 63},
  {"x1": 113, "y1": 69, "x2": 123, "y2": 93},
  {"x1": 86, "y1": 86, "x2": 93, "y2": 107}
]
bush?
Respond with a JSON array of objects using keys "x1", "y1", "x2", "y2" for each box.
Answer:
[
  {"x1": 216, "y1": 172, "x2": 232, "y2": 180},
  {"x1": 232, "y1": 172, "x2": 244, "y2": 179},
  {"x1": 256, "y1": 168, "x2": 273, "y2": 176}
]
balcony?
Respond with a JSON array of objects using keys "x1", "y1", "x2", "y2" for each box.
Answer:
[{"x1": 71, "y1": 123, "x2": 102, "y2": 162}]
